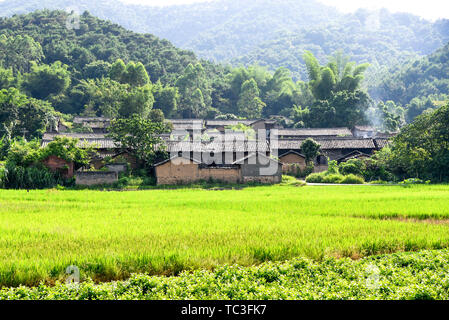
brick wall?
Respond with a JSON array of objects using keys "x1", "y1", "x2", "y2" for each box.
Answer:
[{"x1": 42, "y1": 156, "x2": 74, "y2": 178}]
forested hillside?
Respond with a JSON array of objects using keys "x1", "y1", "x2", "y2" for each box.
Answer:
[
  {"x1": 2, "y1": 0, "x2": 448, "y2": 82},
  {"x1": 371, "y1": 43, "x2": 449, "y2": 121},
  {"x1": 2, "y1": 10, "x2": 395, "y2": 141}
]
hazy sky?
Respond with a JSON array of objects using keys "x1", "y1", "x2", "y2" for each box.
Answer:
[{"x1": 120, "y1": 0, "x2": 449, "y2": 21}]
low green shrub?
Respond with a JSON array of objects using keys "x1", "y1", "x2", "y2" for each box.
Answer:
[
  {"x1": 306, "y1": 171, "x2": 365, "y2": 185},
  {"x1": 305, "y1": 172, "x2": 325, "y2": 183},
  {"x1": 2, "y1": 250, "x2": 449, "y2": 300},
  {"x1": 400, "y1": 178, "x2": 431, "y2": 185},
  {"x1": 2, "y1": 162, "x2": 67, "y2": 189},
  {"x1": 322, "y1": 174, "x2": 344, "y2": 184},
  {"x1": 340, "y1": 174, "x2": 365, "y2": 184}
]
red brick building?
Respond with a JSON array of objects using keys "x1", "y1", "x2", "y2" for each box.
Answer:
[{"x1": 42, "y1": 155, "x2": 74, "y2": 178}]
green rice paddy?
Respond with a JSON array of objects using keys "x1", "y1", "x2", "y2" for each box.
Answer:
[{"x1": 1, "y1": 184, "x2": 449, "y2": 287}]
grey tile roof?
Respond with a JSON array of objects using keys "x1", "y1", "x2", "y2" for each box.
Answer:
[
  {"x1": 167, "y1": 119, "x2": 204, "y2": 130},
  {"x1": 163, "y1": 141, "x2": 270, "y2": 153},
  {"x1": 73, "y1": 117, "x2": 111, "y2": 124},
  {"x1": 276, "y1": 138, "x2": 376, "y2": 150},
  {"x1": 205, "y1": 120, "x2": 258, "y2": 127},
  {"x1": 42, "y1": 133, "x2": 119, "y2": 149},
  {"x1": 277, "y1": 128, "x2": 352, "y2": 137},
  {"x1": 374, "y1": 138, "x2": 392, "y2": 149}
]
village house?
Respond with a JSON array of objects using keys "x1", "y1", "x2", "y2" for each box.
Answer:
[
  {"x1": 41, "y1": 117, "x2": 394, "y2": 185},
  {"x1": 73, "y1": 117, "x2": 111, "y2": 133},
  {"x1": 276, "y1": 128, "x2": 353, "y2": 140},
  {"x1": 42, "y1": 155, "x2": 74, "y2": 178},
  {"x1": 154, "y1": 148, "x2": 282, "y2": 185}
]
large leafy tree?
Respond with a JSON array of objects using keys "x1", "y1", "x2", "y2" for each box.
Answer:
[
  {"x1": 388, "y1": 104, "x2": 449, "y2": 181},
  {"x1": 176, "y1": 63, "x2": 211, "y2": 118},
  {"x1": 301, "y1": 138, "x2": 321, "y2": 165},
  {"x1": 237, "y1": 78, "x2": 265, "y2": 119},
  {"x1": 152, "y1": 80, "x2": 178, "y2": 118},
  {"x1": 0, "y1": 88, "x2": 57, "y2": 139},
  {"x1": 0, "y1": 35, "x2": 44, "y2": 74},
  {"x1": 108, "y1": 115, "x2": 169, "y2": 165},
  {"x1": 22, "y1": 61, "x2": 71, "y2": 100}
]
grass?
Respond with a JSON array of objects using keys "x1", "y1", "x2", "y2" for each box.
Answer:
[
  {"x1": 2, "y1": 250, "x2": 449, "y2": 300},
  {"x1": 1, "y1": 184, "x2": 449, "y2": 287}
]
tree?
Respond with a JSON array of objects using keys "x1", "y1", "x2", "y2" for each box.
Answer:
[
  {"x1": 0, "y1": 35, "x2": 44, "y2": 74},
  {"x1": 38, "y1": 136, "x2": 95, "y2": 169},
  {"x1": 304, "y1": 51, "x2": 370, "y2": 101},
  {"x1": 176, "y1": 63, "x2": 211, "y2": 118},
  {"x1": 108, "y1": 115, "x2": 169, "y2": 165},
  {"x1": 123, "y1": 62, "x2": 150, "y2": 87},
  {"x1": 22, "y1": 61, "x2": 71, "y2": 100},
  {"x1": 83, "y1": 60, "x2": 111, "y2": 79},
  {"x1": 0, "y1": 88, "x2": 56, "y2": 139},
  {"x1": 387, "y1": 104, "x2": 449, "y2": 181},
  {"x1": 0, "y1": 65, "x2": 16, "y2": 90},
  {"x1": 152, "y1": 81, "x2": 178, "y2": 118},
  {"x1": 70, "y1": 78, "x2": 127, "y2": 117},
  {"x1": 110, "y1": 60, "x2": 150, "y2": 87},
  {"x1": 301, "y1": 138, "x2": 321, "y2": 165},
  {"x1": 237, "y1": 79, "x2": 265, "y2": 119},
  {"x1": 120, "y1": 84, "x2": 154, "y2": 118},
  {"x1": 109, "y1": 59, "x2": 127, "y2": 82}
]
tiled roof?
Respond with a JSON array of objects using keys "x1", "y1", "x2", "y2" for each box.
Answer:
[
  {"x1": 205, "y1": 120, "x2": 257, "y2": 127},
  {"x1": 277, "y1": 128, "x2": 352, "y2": 137},
  {"x1": 163, "y1": 141, "x2": 270, "y2": 153},
  {"x1": 276, "y1": 138, "x2": 376, "y2": 150},
  {"x1": 42, "y1": 133, "x2": 119, "y2": 149},
  {"x1": 73, "y1": 117, "x2": 111, "y2": 124},
  {"x1": 374, "y1": 138, "x2": 392, "y2": 149},
  {"x1": 167, "y1": 119, "x2": 204, "y2": 130}
]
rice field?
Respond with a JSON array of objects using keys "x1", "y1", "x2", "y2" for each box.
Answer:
[{"x1": 1, "y1": 184, "x2": 449, "y2": 287}]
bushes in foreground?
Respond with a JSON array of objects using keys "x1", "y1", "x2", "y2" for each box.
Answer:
[
  {"x1": 1, "y1": 250, "x2": 448, "y2": 300},
  {"x1": 306, "y1": 160, "x2": 365, "y2": 184}
]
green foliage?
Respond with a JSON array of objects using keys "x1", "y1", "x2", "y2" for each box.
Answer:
[
  {"x1": 0, "y1": 87, "x2": 58, "y2": 140},
  {"x1": 6, "y1": 139, "x2": 41, "y2": 167},
  {"x1": 22, "y1": 61, "x2": 71, "y2": 100},
  {"x1": 0, "y1": 185, "x2": 449, "y2": 287},
  {"x1": 339, "y1": 159, "x2": 365, "y2": 176},
  {"x1": 387, "y1": 105, "x2": 449, "y2": 181},
  {"x1": 373, "y1": 43, "x2": 449, "y2": 118},
  {"x1": 306, "y1": 160, "x2": 366, "y2": 184},
  {"x1": 340, "y1": 174, "x2": 365, "y2": 185},
  {"x1": 300, "y1": 138, "x2": 320, "y2": 164},
  {"x1": 108, "y1": 115, "x2": 168, "y2": 166},
  {"x1": 175, "y1": 63, "x2": 211, "y2": 118},
  {"x1": 0, "y1": 34, "x2": 44, "y2": 74},
  {"x1": 1, "y1": 249, "x2": 449, "y2": 300},
  {"x1": 1, "y1": 162, "x2": 66, "y2": 189},
  {"x1": 38, "y1": 136, "x2": 94, "y2": 167}
]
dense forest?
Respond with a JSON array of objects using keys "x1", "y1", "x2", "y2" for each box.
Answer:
[
  {"x1": 0, "y1": 8, "x2": 447, "y2": 143},
  {"x1": 371, "y1": 43, "x2": 449, "y2": 122},
  {"x1": 2, "y1": 0, "x2": 448, "y2": 82},
  {"x1": 1, "y1": 10, "x2": 401, "y2": 137}
]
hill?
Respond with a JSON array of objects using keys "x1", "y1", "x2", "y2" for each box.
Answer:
[
  {"x1": 0, "y1": 8, "x2": 216, "y2": 85},
  {"x1": 1, "y1": 0, "x2": 448, "y2": 82},
  {"x1": 372, "y1": 42, "x2": 449, "y2": 105},
  {"x1": 370, "y1": 42, "x2": 449, "y2": 121}
]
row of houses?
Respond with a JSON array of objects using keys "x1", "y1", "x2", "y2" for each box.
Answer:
[{"x1": 43, "y1": 117, "x2": 395, "y2": 185}]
